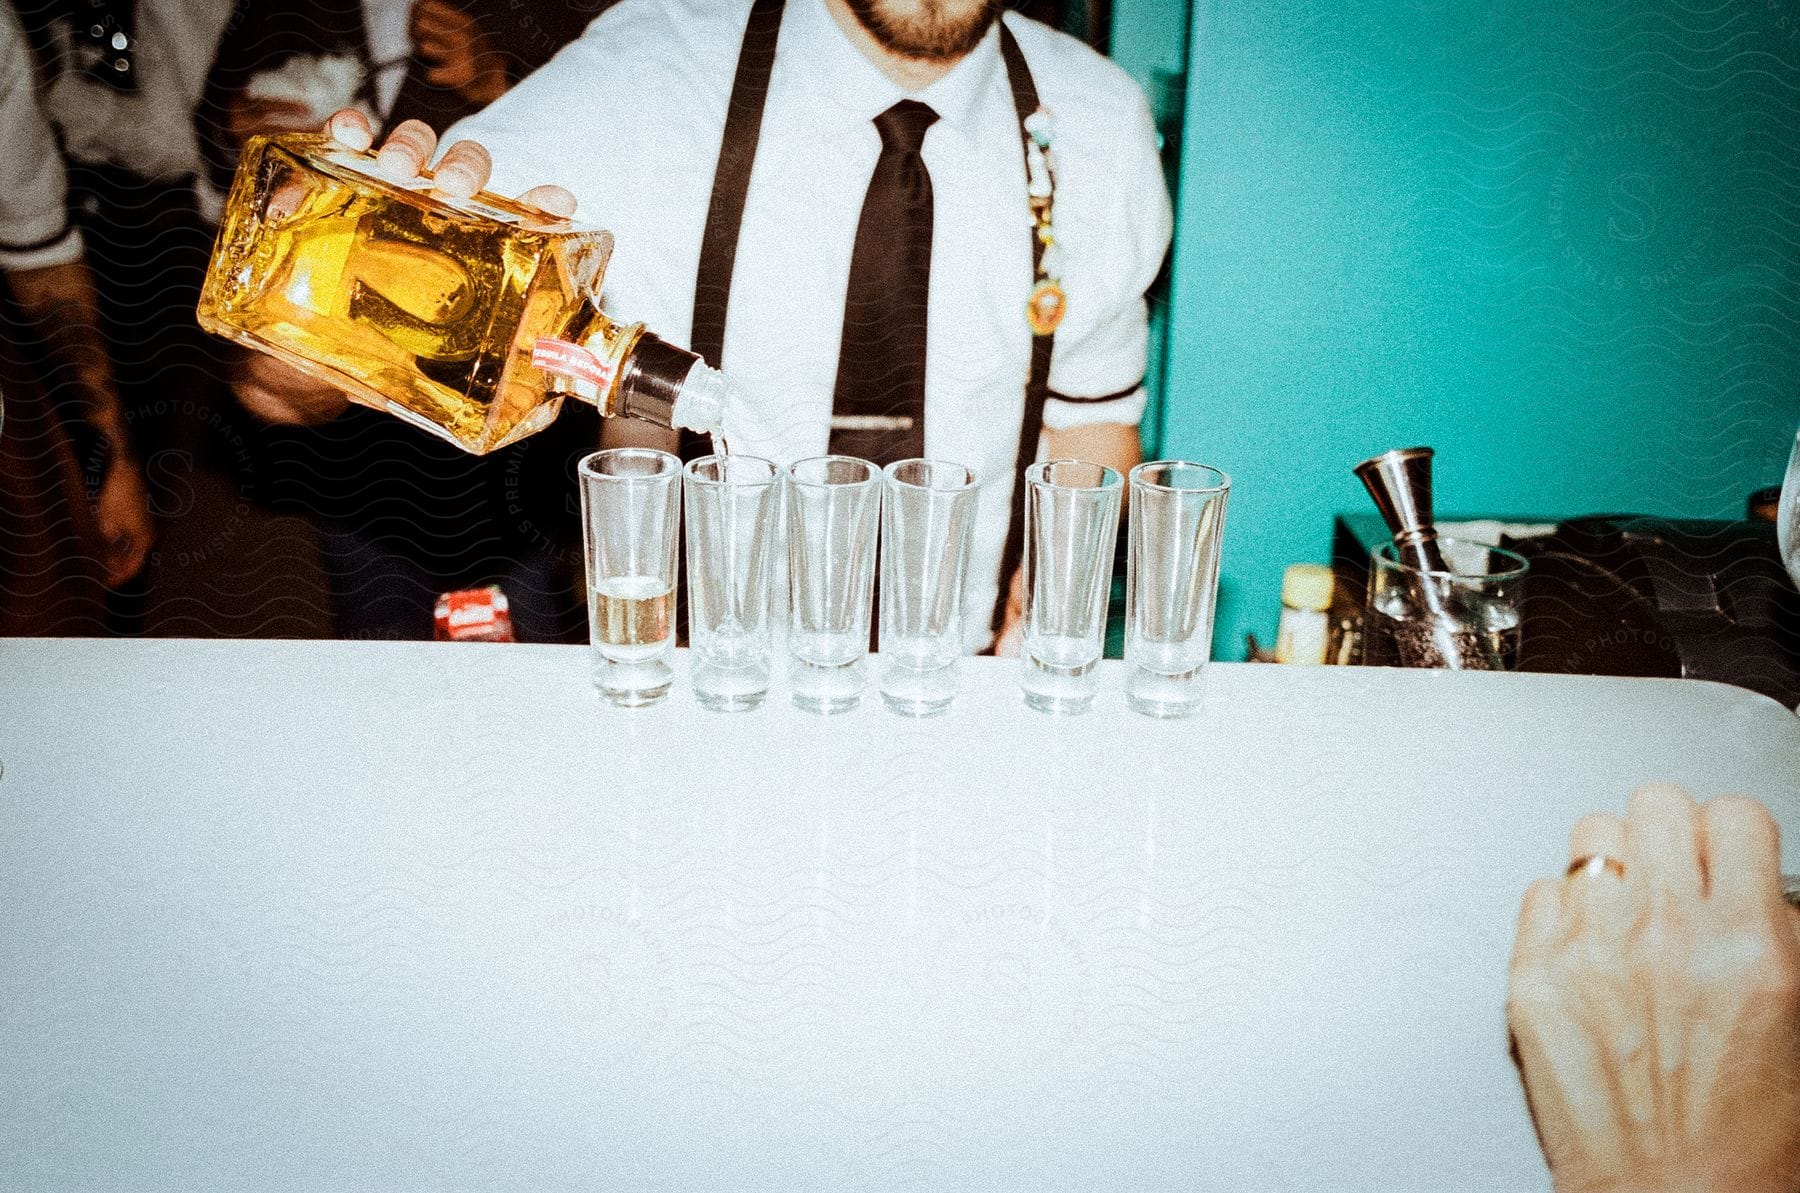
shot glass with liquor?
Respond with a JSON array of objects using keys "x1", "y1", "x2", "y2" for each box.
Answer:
[
  {"x1": 579, "y1": 449, "x2": 680, "y2": 706},
  {"x1": 1125, "y1": 462, "x2": 1230, "y2": 717},
  {"x1": 879, "y1": 459, "x2": 978, "y2": 717},
  {"x1": 196, "y1": 133, "x2": 729, "y2": 454},
  {"x1": 685, "y1": 454, "x2": 782, "y2": 712},
  {"x1": 786, "y1": 456, "x2": 880, "y2": 714},
  {"x1": 1020, "y1": 460, "x2": 1123, "y2": 715}
]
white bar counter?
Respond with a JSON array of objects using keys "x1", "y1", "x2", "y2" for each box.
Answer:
[{"x1": 2, "y1": 638, "x2": 1797, "y2": 1191}]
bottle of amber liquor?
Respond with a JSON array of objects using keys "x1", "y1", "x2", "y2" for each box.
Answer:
[{"x1": 197, "y1": 133, "x2": 726, "y2": 454}]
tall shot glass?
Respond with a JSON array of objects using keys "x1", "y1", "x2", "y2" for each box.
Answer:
[
  {"x1": 786, "y1": 455, "x2": 880, "y2": 714},
  {"x1": 1020, "y1": 459, "x2": 1123, "y2": 715},
  {"x1": 879, "y1": 458, "x2": 978, "y2": 717},
  {"x1": 579, "y1": 448, "x2": 680, "y2": 707},
  {"x1": 685, "y1": 454, "x2": 781, "y2": 711},
  {"x1": 1125, "y1": 462, "x2": 1231, "y2": 718}
]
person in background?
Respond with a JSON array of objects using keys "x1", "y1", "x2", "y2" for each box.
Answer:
[
  {"x1": 1509, "y1": 783, "x2": 1800, "y2": 1192},
  {"x1": 0, "y1": 0, "x2": 153, "y2": 633},
  {"x1": 13, "y1": 0, "x2": 237, "y2": 439},
  {"x1": 196, "y1": 0, "x2": 606, "y2": 194},
  {"x1": 10, "y1": 0, "x2": 247, "y2": 636},
  {"x1": 250, "y1": 0, "x2": 1172, "y2": 654},
  {"x1": 195, "y1": 0, "x2": 603, "y2": 642}
]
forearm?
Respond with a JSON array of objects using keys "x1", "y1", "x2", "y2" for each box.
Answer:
[
  {"x1": 1043, "y1": 421, "x2": 1142, "y2": 478},
  {"x1": 5, "y1": 255, "x2": 152, "y2": 579},
  {"x1": 4, "y1": 259, "x2": 130, "y2": 446}
]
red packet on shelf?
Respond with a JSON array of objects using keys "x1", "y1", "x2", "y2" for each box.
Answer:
[{"x1": 434, "y1": 586, "x2": 516, "y2": 643}]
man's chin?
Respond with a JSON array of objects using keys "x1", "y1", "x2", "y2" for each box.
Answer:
[{"x1": 843, "y1": 0, "x2": 999, "y2": 64}]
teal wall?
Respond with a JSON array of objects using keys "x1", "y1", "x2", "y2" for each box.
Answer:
[
  {"x1": 1161, "y1": 0, "x2": 1800, "y2": 658},
  {"x1": 1109, "y1": 0, "x2": 1191, "y2": 87},
  {"x1": 1107, "y1": 0, "x2": 1193, "y2": 451}
]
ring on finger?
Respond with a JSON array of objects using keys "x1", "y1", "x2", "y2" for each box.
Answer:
[{"x1": 1566, "y1": 854, "x2": 1626, "y2": 881}]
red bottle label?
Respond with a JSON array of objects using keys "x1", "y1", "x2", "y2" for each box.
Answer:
[
  {"x1": 434, "y1": 586, "x2": 515, "y2": 643},
  {"x1": 532, "y1": 338, "x2": 613, "y2": 389}
]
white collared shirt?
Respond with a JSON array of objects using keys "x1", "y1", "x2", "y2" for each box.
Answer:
[{"x1": 448, "y1": 0, "x2": 1172, "y2": 647}]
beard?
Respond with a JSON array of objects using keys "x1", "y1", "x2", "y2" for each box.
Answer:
[{"x1": 841, "y1": 0, "x2": 1000, "y2": 63}]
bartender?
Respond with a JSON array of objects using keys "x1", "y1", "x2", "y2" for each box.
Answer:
[{"x1": 286, "y1": 0, "x2": 1172, "y2": 650}]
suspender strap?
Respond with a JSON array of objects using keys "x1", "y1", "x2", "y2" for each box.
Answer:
[
  {"x1": 690, "y1": 0, "x2": 786, "y2": 371},
  {"x1": 988, "y1": 21, "x2": 1055, "y2": 637}
]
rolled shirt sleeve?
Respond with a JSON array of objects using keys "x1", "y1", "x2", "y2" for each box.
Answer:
[
  {"x1": 0, "y1": 3, "x2": 82, "y2": 272},
  {"x1": 438, "y1": 3, "x2": 667, "y2": 216},
  {"x1": 1039, "y1": 76, "x2": 1172, "y2": 432},
  {"x1": 438, "y1": 0, "x2": 728, "y2": 345}
]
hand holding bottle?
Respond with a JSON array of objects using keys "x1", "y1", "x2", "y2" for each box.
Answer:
[
  {"x1": 204, "y1": 123, "x2": 734, "y2": 451},
  {"x1": 1508, "y1": 784, "x2": 1800, "y2": 1193},
  {"x1": 324, "y1": 109, "x2": 577, "y2": 216},
  {"x1": 227, "y1": 112, "x2": 583, "y2": 429}
]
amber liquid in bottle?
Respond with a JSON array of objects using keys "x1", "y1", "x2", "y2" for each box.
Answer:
[{"x1": 198, "y1": 134, "x2": 725, "y2": 455}]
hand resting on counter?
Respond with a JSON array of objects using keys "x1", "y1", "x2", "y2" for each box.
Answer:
[{"x1": 1509, "y1": 783, "x2": 1800, "y2": 1193}]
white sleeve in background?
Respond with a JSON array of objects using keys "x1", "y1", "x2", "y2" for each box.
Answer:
[
  {"x1": 436, "y1": 0, "x2": 715, "y2": 222},
  {"x1": 1039, "y1": 73, "x2": 1173, "y2": 432},
  {"x1": 435, "y1": 0, "x2": 737, "y2": 341},
  {"x1": 0, "y1": 3, "x2": 82, "y2": 272}
]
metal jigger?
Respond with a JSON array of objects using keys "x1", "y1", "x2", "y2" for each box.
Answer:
[
  {"x1": 1354, "y1": 446, "x2": 1475, "y2": 669},
  {"x1": 1355, "y1": 447, "x2": 1450, "y2": 576}
]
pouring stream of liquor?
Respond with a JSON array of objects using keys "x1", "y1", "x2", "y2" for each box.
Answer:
[{"x1": 710, "y1": 432, "x2": 746, "y2": 640}]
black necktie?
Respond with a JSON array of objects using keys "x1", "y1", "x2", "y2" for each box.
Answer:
[{"x1": 829, "y1": 100, "x2": 938, "y2": 465}]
